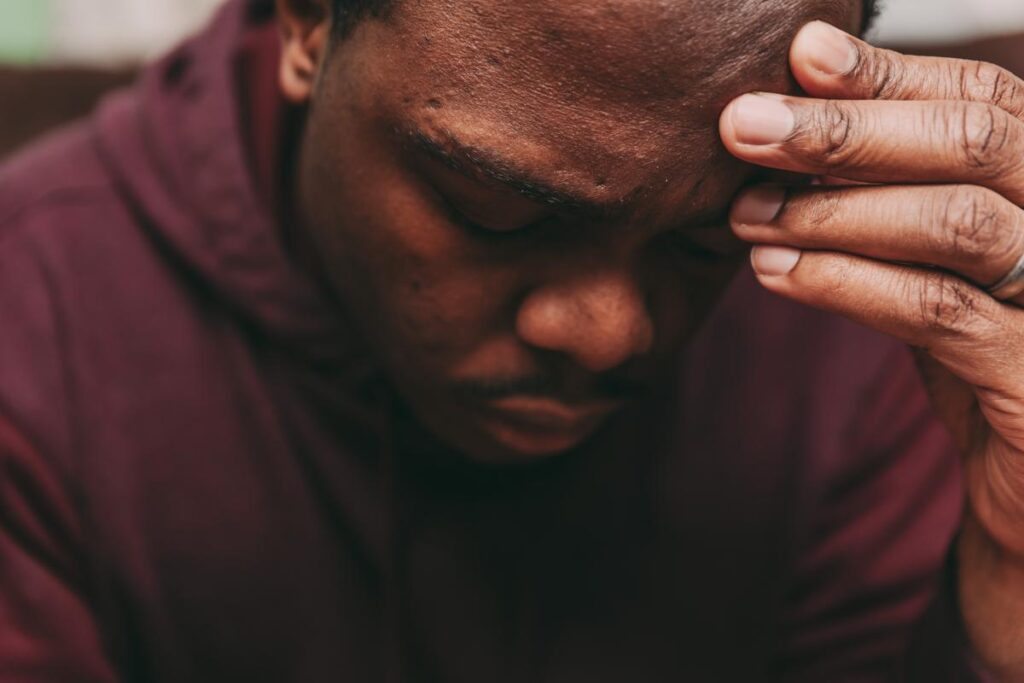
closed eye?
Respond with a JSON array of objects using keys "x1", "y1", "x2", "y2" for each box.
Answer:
[
  {"x1": 417, "y1": 155, "x2": 551, "y2": 238},
  {"x1": 442, "y1": 197, "x2": 550, "y2": 240}
]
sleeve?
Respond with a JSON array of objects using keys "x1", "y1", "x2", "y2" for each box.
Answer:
[
  {"x1": 769, "y1": 345, "x2": 968, "y2": 682},
  {"x1": 0, "y1": 231, "x2": 118, "y2": 681},
  {"x1": 0, "y1": 416, "x2": 118, "y2": 682}
]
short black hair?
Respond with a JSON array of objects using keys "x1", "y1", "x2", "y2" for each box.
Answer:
[{"x1": 331, "y1": 0, "x2": 883, "y2": 37}]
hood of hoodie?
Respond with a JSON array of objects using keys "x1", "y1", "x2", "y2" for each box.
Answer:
[{"x1": 93, "y1": 0, "x2": 351, "y2": 365}]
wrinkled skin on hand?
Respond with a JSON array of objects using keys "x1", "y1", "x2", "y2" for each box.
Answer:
[{"x1": 720, "y1": 21, "x2": 1024, "y2": 679}]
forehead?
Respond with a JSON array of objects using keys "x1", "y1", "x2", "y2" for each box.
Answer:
[{"x1": 356, "y1": 0, "x2": 860, "y2": 219}]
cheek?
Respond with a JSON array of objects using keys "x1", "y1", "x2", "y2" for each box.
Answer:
[
  {"x1": 367, "y1": 196, "x2": 522, "y2": 355},
  {"x1": 299, "y1": 133, "x2": 520, "y2": 369}
]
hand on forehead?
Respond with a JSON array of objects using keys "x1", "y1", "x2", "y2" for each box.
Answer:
[{"x1": 369, "y1": 0, "x2": 863, "y2": 220}]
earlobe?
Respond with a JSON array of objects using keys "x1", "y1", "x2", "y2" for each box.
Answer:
[{"x1": 276, "y1": 0, "x2": 331, "y2": 103}]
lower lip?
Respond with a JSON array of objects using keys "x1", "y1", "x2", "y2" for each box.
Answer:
[{"x1": 477, "y1": 397, "x2": 617, "y2": 457}]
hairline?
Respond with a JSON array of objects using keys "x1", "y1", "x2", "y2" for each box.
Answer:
[{"x1": 331, "y1": 0, "x2": 884, "y2": 38}]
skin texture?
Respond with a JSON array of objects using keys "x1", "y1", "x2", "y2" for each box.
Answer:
[
  {"x1": 278, "y1": 0, "x2": 1024, "y2": 675},
  {"x1": 718, "y1": 22, "x2": 1024, "y2": 678},
  {"x1": 277, "y1": 0, "x2": 860, "y2": 463}
]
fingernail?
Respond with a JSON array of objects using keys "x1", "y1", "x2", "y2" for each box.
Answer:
[
  {"x1": 800, "y1": 21, "x2": 857, "y2": 75},
  {"x1": 732, "y1": 186, "x2": 786, "y2": 226},
  {"x1": 751, "y1": 245, "x2": 801, "y2": 276},
  {"x1": 729, "y1": 94, "x2": 795, "y2": 146}
]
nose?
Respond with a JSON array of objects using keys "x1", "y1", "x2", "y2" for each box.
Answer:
[{"x1": 516, "y1": 267, "x2": 655, "y2": 374}]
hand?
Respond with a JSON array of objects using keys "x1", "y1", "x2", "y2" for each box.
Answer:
[{"x1": 719, "y1": 21, "x2": 1024, "y2": 679}]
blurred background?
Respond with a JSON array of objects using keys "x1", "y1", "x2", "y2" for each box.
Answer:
[
  {"x1": 2, "y1": 0, "x2": 1024, "y2": 66},
  {"x1": 0, "y1": 0, "x2": 223, "y2": 66},
  {"x1": 1, "y1": 0, "x2": 1023, "y2": 154}
]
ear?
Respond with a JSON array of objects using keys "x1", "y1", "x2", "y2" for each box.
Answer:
[{"x1": 276, "y1": 0, "x2": 332, "y2": 103}]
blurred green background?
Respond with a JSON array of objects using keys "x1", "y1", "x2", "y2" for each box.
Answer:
[
  {"x1": 0, "y1": 0, "x2": 48, "y2": 64},
  {"x1": 0, "y1": 0, "x2": 225, "y2": 67}
]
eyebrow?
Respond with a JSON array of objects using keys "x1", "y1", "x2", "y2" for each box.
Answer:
[{"x1": 404, "y1": 129, "x2": 634, "y2": 221}]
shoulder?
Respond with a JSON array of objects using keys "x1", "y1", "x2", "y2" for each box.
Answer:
[
  {"x1": 0, "y1": 121, "x2": 120, "y2": 231},
  {"x1": 681, "y1": 267, "x2": 954, "y2": 500},
  {"x1": 0, "y1": 125, "x2": 116, "y2": 447},
  {"x1": 0, "y1": 117, "x2": 210, "y2": 457},
  {"x1": 0, "y1": 121, "x2": 145, "y2": 300},
  {"x1": 686, "y1": 268, "x2": 919, "y2": 431}
]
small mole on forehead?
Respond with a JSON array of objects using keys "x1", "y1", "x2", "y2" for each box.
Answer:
[{"x1": 426, "y1": 98, "x2": 444, "y2": 110}]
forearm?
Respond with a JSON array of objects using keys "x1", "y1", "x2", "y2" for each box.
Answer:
[{"x1": 959, "y1": 516, "x2": 1024, "y2": 681}]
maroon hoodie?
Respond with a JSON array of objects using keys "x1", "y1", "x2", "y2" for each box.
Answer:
[{"x1": 0, "y1": 1, "x2": 980, "y2": 681}]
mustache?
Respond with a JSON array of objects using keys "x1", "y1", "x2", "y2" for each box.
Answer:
[{"x1": 452, "y1": 371, "x2": 648, "y2": 403}]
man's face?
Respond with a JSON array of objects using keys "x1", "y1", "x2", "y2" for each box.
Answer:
[{"x1": 294, "y1": 0, "x2": 860, "y2": 462}]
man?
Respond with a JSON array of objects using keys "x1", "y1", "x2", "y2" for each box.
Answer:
[{"x1": 2, "y1": 0, "x2": 1024, "y2": 679}]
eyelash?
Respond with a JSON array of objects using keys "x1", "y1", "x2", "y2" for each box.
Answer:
[
  {"x1": 448, "y1": 206, "x2": 542, "y2": 241},
  {"x1": 442, "y1": 192, "x2": 739, "y2": 261}
]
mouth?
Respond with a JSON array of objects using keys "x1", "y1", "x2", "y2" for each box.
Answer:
[{"x1": 474, "y1": 395, "x2": 623, "y2": 457}]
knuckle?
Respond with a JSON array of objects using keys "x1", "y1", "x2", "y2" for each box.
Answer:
[
  {"x1": 801, "y1": 190, "x2": 844, "y2": 233},
  {"x1": 863, "y1": 50, "x2": 904, "y2": 100},
  {"x1": 956, "y1": 102, "x2": 1016, "y2": 172},
  {"x1": 916, "y1": 271, "x2": 984, "y2": 336},
  {"x1": 963, "y1": 60, "x2": 1023, "y2": 115},
  {"x1": 818, "y1": 254, "x2": 855, "y2": 295},
  {"x1": 935, "y1": 186, "x2": 1009, "y2": 263},
  {"x1": 806, "y1": 101, "x2": 861, "y2": 170}
]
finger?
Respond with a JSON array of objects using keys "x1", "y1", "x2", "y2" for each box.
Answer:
[
  {"x1": 719, "y1": 95, "x2": 1024, "y2": 205},
  {"x1": 789, "y1": 21, "x2": 1024, "y2": 121},
  {"x1": 730, "y1": 183, "x2": 1024, "y2": 287},
  {"x1": 747, "y1": 246, "x2": 1019, "y2": 389}
]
